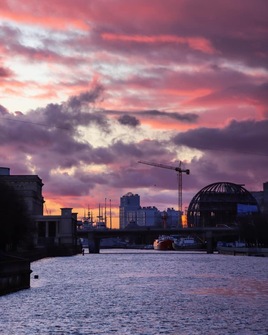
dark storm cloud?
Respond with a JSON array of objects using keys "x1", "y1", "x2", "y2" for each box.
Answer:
[
  {"x1": 0, "y1": 85, "x2": 107, "y2": 146},
  {"x1": 173, "y1": 119, "x2": 268, "y2": 156},
  {"x1": 45, "y1": 172, "x2": 100, "y2": 197},
  {"x1": 67, "y1": 87, "x2": 103, "y2": 109},
  {"x1": 0, "y1": 86, "x2": 108, "y2": 161},
  {"x1": 0, "y1": 85, "x2": 176, "y2": 197},
  {"x1": 141, "y1": 110, "x2": 198, "y2": 122},
  {"x1": 117, "y1": 114, "x2": 140, "y2": 127},
  {"x1": 28, "y1": 84, "x2": 108, "y2": 133},
  {"x1": 111, "y1": 140, "x2": 164, "y2": 158},
  {"x1": 108, "y1": 109, "x2": 198, "y2": 123}
]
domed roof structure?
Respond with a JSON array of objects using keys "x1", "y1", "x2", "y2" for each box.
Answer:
[{"x1": 187, "y1": 182, "x2": 260, "y2": 227}]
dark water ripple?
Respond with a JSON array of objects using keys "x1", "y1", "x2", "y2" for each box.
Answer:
[{"x1": 0, "y1": 250, "x2": 267, "y2": 334}]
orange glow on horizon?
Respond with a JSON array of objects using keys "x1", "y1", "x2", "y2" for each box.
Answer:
[
  {"x1": 44, "y1": 198, "x2": 120, "y2": 229},
  {"x1": 181, "y1": 214, "x2": 188, "y2": 227}
]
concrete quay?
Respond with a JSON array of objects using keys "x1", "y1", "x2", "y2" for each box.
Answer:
[{"x1": 0, "y1": 254, "x2": 32, "y2": 296}]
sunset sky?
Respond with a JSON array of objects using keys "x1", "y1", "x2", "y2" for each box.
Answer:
[{"x1": 1, "y1": 0, "x2": 267, "y2": 226}]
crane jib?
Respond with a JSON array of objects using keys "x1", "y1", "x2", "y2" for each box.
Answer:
[
  {"x1": 138, "y1": 160, "x2": 190, "y2": 212},
  {"x1": 138, "y1": 161, "x2": 190, "y2": 174}
]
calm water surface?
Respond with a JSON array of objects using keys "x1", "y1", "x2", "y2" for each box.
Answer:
[{"x1": 0, "y1": 250, "x2": 268, "y2": 335}]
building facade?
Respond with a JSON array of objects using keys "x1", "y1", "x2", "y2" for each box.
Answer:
[
  {"x1": 0, "y1": 167, "x2": 44, "y2": 215},
  {"x1": 0, "y1": 167, "x2": 78, "y2": 254},
  {"x1": 119, "y1": 192, "x2": 181, "y2": 228},
  {"x1": 34, "y1": 208, "x2": 78, "y2": 251},
  {"x1": 119, "y1": 192, "x2": 140, "y2": 229},
  {"x1": 136, "y1": 206, "x2": 161, "y2": 227}
]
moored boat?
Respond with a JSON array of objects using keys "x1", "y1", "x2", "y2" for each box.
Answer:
[
  {"x1": 153, "y1": 235, "x2": 174, "y2": 250},
  {"x1": 172, "y1": 236, "x2": 204, "y2": 250}
]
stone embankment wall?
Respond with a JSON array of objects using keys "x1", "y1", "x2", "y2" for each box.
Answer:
[
  {"x1": 0, "y1": 255, "x2": 32, "y2": 296},
  {"x1": 0, "y1": 246, "x2": 81, "y2": 296}
]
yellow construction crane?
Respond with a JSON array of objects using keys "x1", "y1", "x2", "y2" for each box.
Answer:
[{"x1": 138, "y1": 160, "x2": 190, "y2": 212}]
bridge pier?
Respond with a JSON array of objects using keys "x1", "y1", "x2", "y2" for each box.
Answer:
[
  {"x1": 77, "y1": 227, "x2": 238, "y2": 254},
  {"x1": 87, "y1": 233, "x2": 100, "y2": 253},
  {"x1": 92, "y1": 238, "x2": 100, "y2": 253},
  {"x1": 206, "y1": 230, "x2": 214, "y2": 254}
]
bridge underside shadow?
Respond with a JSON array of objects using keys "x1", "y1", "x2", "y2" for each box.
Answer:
[{"x1": 77, "y1": 227, "x2": 239, "y2": 254}]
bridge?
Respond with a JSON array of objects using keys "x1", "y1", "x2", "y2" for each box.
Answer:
[{"x1": 77, "y1": 227, "x2": 239, "y2": 254}]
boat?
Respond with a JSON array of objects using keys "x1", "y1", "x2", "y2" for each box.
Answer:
[
  {"x1": 172, "y1": 236, "x2": 204, "y2": 250},
  {"x1": 153, "y1": 235, "x2": 174, "y2": 250}
]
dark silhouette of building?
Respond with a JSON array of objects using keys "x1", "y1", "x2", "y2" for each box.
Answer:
[
  {"x1": 0, "y1": 167, "x2": 44, "y2": 215},
  {"x1": 0, "y1": 167, "x2": 78, "y2": 254},
  {"x1": 187, "y1": 182, "x2": 260, "y2": 227},
  {"x1": 251, "y1": 182, "x2": 268, "y2": 216}
]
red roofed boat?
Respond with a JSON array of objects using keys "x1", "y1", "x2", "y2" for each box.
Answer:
[{"x1": 153, "y1": 235, "x2": 174, "y2": 250}]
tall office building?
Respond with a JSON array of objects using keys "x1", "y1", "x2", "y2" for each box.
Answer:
[
  {"x1": 119, "y1": 192, "x2": 181, "y2": 228},
  {"x1": 119, "y1": 192, "x2": 140, "y2": 229}
]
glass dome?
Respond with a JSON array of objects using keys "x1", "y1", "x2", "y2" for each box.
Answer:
[{"x1": 187, "y1": 182, "x2": 259, "y2": 227}]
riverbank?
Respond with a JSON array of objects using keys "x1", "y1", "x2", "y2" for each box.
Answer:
[
  {"x1": 5, "y1": 244, "x2": 82, "y2": 262},
  {"x1": 218, "y1": 247, "x2": 268, "y2": 257},
  {"x1": 0, "y1": 254, "x2": 32, "y2": 296},
  {"x1": 0, "y1": 245, "x2": 81, "y2": 295}
]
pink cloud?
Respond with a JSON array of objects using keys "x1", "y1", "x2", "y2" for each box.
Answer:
[
  {"x1": 102, "y1": 33, "x2": 216, "y2": 54},
  {"x1": 0, "y1": 0, "x2": 267, "y2": 219},
  {"x1": 0, "y1": 1, "x2": 89, "y2": 30}
]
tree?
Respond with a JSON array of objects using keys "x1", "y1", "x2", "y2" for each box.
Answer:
[{"x1": 0, "y1": 182, "x2": 34, "y2": 251}]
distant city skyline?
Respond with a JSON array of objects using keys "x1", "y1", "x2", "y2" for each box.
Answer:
[{"x1": 0, "y1": 1, "x2": 267, "y2": 221}]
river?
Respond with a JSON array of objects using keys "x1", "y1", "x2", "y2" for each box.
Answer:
[{"x1": 0, "y1": 250, "x2": 267, "y2": 335}]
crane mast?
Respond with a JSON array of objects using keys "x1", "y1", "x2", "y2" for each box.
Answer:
[{"x1": 138, "y1": 160, "x2": 190, "y2": 212}]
